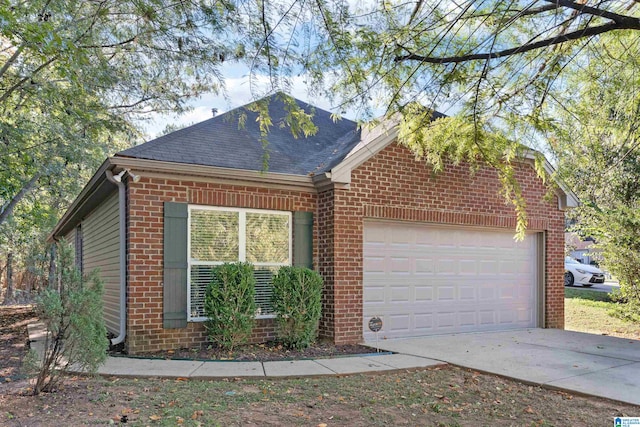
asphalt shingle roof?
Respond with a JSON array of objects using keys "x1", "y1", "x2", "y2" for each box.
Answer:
[{"x1": 116, "y1": 93, "x2": 361, "y2": 176}]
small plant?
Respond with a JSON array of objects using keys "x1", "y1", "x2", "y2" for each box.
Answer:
[
  {"x1": 204, "y1": 262, "x2": 257, "y2": 351},
  {"x1": 27, "y1": 242, "x2": 108, "y2": 395},
  {"x1": 271, "y1": 266, "x2": 323, "y2": 349}
]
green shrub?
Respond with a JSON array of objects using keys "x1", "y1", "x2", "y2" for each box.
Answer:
[
  {"x1": 28, "y1": 242, "x2": 109, "y2": 395},
  {"x1": 271, "y1": 266, "x2": 323, "y2": 349},
  {"x1": 204, "y1": 262, "x2": 257, "y2": 350}
]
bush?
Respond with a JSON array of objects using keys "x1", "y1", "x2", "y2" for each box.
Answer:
[
  {"x1": 27, "y1": 243, "x2": 108, "y2": 395},
  {"x1": 204, "y1": 262, "x2": 257, "y2": 350},
  {"x1": 271, "y1": 266, "x2": 323, "y2": 349}
]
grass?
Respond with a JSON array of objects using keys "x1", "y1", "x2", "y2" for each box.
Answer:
[
  {"x1": 1, "y1": 306, "x2": 638, "y2": 426},
  {"x1": 564, "y1": 287, "x2": 640, "y2": 339},
  {"x1": 2, "y1": 367, "x2": 635, "y2": 426}
]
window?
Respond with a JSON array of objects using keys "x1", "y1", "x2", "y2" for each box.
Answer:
[{"x1": 188, "y1": 206, "x2": 291, "y2": 321}]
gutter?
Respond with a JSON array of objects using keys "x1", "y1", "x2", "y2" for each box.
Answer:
[{"x1": 105, "y1": 169, "x2": 127, "y2": 346}]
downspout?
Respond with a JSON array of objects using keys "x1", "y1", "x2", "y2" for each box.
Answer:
[{"x1": 105, "y1": 170, "x2": 127, "y2": 346}]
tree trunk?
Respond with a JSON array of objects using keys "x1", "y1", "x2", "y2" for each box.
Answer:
[
  {"x1": 0, "y1": 173, "x2": 42, "y2": 226},
  {"x1": 48, "y1": 244, "x2": 57, "y2": 290},
  {"x1": 5, "y1": 252, "x2": 13, "y2": 304}
]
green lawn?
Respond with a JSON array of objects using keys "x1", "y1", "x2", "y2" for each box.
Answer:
[{"x1": 564, "y1": 288, "x2": 640, "y2": 340}]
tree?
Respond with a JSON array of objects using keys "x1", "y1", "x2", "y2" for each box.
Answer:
[
  {"x1": 1, "y1": 1, "x2": 243, "y2": 229},
  {"x1": 541, "y1": 32, "x2": 640, "y2": 316},
  {"x1": 212, "y1": 0, "x2": 639, "y2": 234},
  {"x1": 0, "y1": 1, "x2": 249, "y2": 290},
  {"x1": 27, "y1": 242, "x2": 109, "y2": 395}
]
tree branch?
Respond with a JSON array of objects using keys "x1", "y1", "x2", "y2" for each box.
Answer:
[
  {"x1": 394, "y1": 21, "x2": 630, "y2": 64},
  {"x1": 0, "y1": 55, "x2": 59, "y2": 104},
  {"x1": 0, "y1": 172, "x2": 42, "y2": 226},
  {"x1": 0, "y1": 44, "x2": 25, "y2": 81},
  {"x1": 544, "y1": 0, "x2": 639, "y2": 24}
]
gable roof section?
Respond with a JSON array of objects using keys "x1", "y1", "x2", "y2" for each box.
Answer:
[{"x1": 117, "y1": 93, "x2": 360, "y2": 176}]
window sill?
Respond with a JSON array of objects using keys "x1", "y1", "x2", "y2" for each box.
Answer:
[{"x1": 188, "y1": 314, "x2": 276, "y2": 323}]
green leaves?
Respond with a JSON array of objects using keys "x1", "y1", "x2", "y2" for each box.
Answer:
[
  {"x1": 398, "y1": 106, "x2": 535, "y2": 239},
  {"x1": 271, "y1": 266, "x2": 323, "y2": 350},
  {"x1": 31, "y1": 241, "x2": 109, "y2": 395},
  {"x1": 548, "y1": 32, "x2": 640, "y2": 314},
  {"x1": 204, "y1": 262, "x2": 257, "y2": 351}
]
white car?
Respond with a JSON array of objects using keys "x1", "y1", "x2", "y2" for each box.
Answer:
[{"x1": 564, "y1": 256, "x2": 605, "y2": 287}]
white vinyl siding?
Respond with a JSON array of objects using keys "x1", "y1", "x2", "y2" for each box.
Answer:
[
  {"x1": 363, "y1": 221, "x2": 539, "y2": 340},
  {"x1": 188, "y1": 206, "x2": 291, "y2": 321},
  {"x1": 82, "y1": 191, "x2": 120, "y2": 335}
]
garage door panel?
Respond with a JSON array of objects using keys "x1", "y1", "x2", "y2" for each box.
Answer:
[
  {"x1": 459, "y1": 311, "x2": 477, "y2": 326},
  {"x1": 390, "y1": 257, "x2": 410, "y2": 273},
  {"x1": 437, "y1": 286, "x2": 455, "y2": 301},
  {"x1": 459, "y1": 286, "x2": 476, "y2": 300},
  {"x1": 363, "y1": 221, "x2": 539, "y2": 340},
  {"x1": 437, "y1": 259, "x2": 456, "y2": 274},
  {"x1": 415, "y1": 258, "x2": 435, "y2": 274},
  {"x1": 388, "y1": 314, "x2": 410, "y2": 332},
  {"x1": 479, "y1": 311, "x2": 495, "y2": 325},
  {"x1": 390, "y1": 286, "x2": 410, "y2": 302},
  {"x1": 364, "y1": 256, "x2": 386, "y2": 273},
  {"x1": 459, "y1": 260, "x2": 477, "y2": 275},
  {"x1": 414, "y1": 286, "x2": 433, "y2": 301},
  {"x1": 414, "y1": 313, "x2": 434, "y2": 330},
  {"x1": 437, "y1": 312, "x2": 456, "y2": 328}
]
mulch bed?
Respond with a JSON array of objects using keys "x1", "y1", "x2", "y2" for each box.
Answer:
[{"x1": 122, "y1": 340, "x2": 381, "y2": 362}]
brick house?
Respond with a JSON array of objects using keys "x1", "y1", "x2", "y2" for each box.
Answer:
[{"x1": 49, "y1": 93, "x2": 578, "y2": 354}]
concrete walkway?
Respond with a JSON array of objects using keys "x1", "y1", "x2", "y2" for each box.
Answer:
[
  {"x1": 369, "y1": 329, "x2": 640, "y2": 406},
  {"x1": 26, "y1": 323, "x2": 443, "y2": 379},
  {"x1": 28, "y1": 323, "x2": 640, "y2": 406}
]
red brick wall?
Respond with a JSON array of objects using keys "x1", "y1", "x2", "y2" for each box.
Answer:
[
  {"x1": 126, "y1": 177, "x2": 315, "y2": 354},
  {"x1": 317, "y1": 143, "x2": 565, "y2": 344},
  {"x1": 124, "y1": 141, "x2": 564, "y2": 352}
]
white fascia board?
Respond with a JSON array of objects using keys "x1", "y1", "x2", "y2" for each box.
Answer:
[
  {"x1": 330, "y1": 120, "x2": 400, "y2": 184},
  {"x1": 521, "y1": 151, "x2": 579, "y2": 209}
]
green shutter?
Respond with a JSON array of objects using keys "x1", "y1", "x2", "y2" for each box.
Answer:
[
  {"x1": 163, "y1": 202, "x2": 188, "y2": 328},
  {"x1": 293, "y1": 211, "x2": 313, "y2": 268}
]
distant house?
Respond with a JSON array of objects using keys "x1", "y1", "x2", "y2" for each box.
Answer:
[
  {"x1": 49, "y1": 93, "x2": 578, "y2": 354},
  {"x1": 565, "y1": 232, "x2": 601, "y2": 265}
]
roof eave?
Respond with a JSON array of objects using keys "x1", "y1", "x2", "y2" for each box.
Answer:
[
  {"x1": 49, "y1": 157, "x2": 319, "y2": 243},
  {"x1": 521, "y1": 150, "x2": 580, "y2": 210},
  {"x1": 47, "y1": 159, "x2": 117, "y2": 242},
  {"x1": 111, "y1": 156, "x2": 316, "y2": 190}
]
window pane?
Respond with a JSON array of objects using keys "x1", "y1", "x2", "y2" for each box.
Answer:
[
  {"x1": 246, "y1": 213, "x2": 289, "y2": 264},
  {"x1": 190, "y1": 210, "x2": 239, "y2": 262},
  {"x1": 190, "y1": 265, "x2": 214, "y2": 318},
  {"x1": 254, "y1": 267, "x2": 276, "y2": 316}
]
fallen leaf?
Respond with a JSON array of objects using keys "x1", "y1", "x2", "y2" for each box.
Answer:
[{"x1": 149, "y1": 414, "x2": 162, "y2": 421}]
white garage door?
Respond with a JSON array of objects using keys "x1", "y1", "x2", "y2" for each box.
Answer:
[{"x1": 363, "y1": 221, "x2": 540, "y2": 340}]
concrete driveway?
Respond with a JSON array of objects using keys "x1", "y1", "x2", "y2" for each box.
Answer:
[{"x1": 369, "y1": 329, "x2": 640, "y2": 406}]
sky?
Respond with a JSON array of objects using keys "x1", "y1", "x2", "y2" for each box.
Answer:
[{"x1": 141, "y1": 63, "x2": 343, "y2": 140}]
